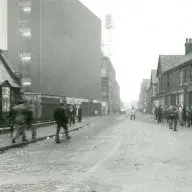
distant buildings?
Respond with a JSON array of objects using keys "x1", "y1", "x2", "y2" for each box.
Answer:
[
  {"x1": 140, "y1": 38, "x2": 192, "y2": 114},
  {"x1": 139, "y1": 79, "x2": 150, "y2": 112},
  {"x1": 101, "y1": 56, "x2": 120, "y2": 114}
]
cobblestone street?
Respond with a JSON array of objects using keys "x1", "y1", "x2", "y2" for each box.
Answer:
[{"x1": 1, "y1": 115, "x2": 192, "y2": 191}]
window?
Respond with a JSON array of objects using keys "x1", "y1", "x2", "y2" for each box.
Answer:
[
  {"x1": 2, "y1": 87, "x2": 10, "y2": 112},
  {"x1": 19, "y1": 28, "x2": 31, "y2": 37},
  {"x1": 190, "y1": 65, "x2": 192, "y2": 82},
  {"x1": 19, "y1": 53, "x2": 31, "y2": 62},
  {"x1": 19, "y1": 1, "x2": 32, "y2": 14},
  {"x1": 183, "y1": 68, "x2": 187, "y2": 84},
  {"x1": 179, "y1": 70, "x2": 184, "y2": 85},
  {"x1": 167, "y1": 73, "x2": 170, "y2": 89}
]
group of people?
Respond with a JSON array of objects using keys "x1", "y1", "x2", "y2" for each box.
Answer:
[
  {"x1": 8, "y1": 99, "x2": 83, "y2": 144},
  {"x1": 154, "y1": 104, "x2": 192, "y2": 131}
]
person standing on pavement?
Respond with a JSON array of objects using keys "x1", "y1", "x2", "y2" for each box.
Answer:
[
  {"x1": 182, "y1": 105, "x2": 187, "y2": 126},
  {"x1": 8, "y1": 106, "x2": 15, "y2": 137},
  {"x1": 157, "y1": 105, "x2": 162, "y2": 123},
  {"x1": 130, "y1": 106, "x2": 136, "y2": 120},
  {"x1": 12, "y1": 100, "x2": 28, "y2": 144},
  {"x1": 154, "y1": 106, "x2": 158, "y2": 120},
  {"x1": 78, "y1": 105, "x2": 82, "y2": 122},
  {"x1": 186, "y1": 106, "x2": 191, "y2": 128},
  {"x1": 68, "y1": 105, "x2": 74, "y2": 127},
  {"x1": 26, "y1": 104, "x2": 36, "y2": 139},
  {"x1": 168, "y1": 106, "x2": 175, "y2": 129},
  {"x1": 54, "y1": 102, "x2": 71, "y2": 143},
  {"x1": 178, "y1": 104, "x2": 183, "y2": 125},
  {"x1": 173, "y1": 106, "x2": 179, "y2": 131},
  {"x1": 72, "y1": 105, "x2": 77, "y2": 124}
]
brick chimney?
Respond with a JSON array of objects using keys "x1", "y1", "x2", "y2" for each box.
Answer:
[{"x1": 185, "y1": 38, "x2": 192, "y2": 55}]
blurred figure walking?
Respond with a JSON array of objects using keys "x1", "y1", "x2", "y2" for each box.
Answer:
[
  {"x1": 130, "y1": 106, "x2": 136, "y2": 120},
  {"x1": 26, "y1": 104, "x2": 36, "y2": 139},
  {"x1": 157, "y1": 105, "x2": 162, "y2": 123},
  {"x1": 12, "y1": 100, "x2": 28, "y2": 144},
  {"x1": 78, "y1": 105, "x2": 82, "y2": 122},
  {"x1": 54, "y1": 102, "x2": 70, "y2": 143}
]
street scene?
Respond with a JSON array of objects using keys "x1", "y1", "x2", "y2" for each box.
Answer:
[
  {"x1": 1, "y1": 0, "x2": 192, "y2": 191},
  {"x1": 1, "y1": 114, "x2": 192, "y2": 192}
]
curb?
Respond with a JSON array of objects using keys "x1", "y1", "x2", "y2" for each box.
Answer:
[
  {"x1": 0, "y1": 122, "x2": 89, "y2": 154},
  {"x1": 0, "y1": 121, "x2": 56, "y2": 135}
]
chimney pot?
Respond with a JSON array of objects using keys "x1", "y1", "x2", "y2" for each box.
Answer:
[{"x1": 185, "y1": 38, "x2": 192, "y2": 55}]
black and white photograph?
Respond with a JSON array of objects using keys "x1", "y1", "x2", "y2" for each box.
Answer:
[{"x1": 0, "y1": 0, "x2": 192, "y2": 191}]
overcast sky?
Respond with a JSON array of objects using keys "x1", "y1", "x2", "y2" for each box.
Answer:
[{"x1": 1, "y1": 0, "x2": 192, "y2": 104}]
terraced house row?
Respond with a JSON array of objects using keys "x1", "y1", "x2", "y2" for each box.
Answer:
[{"x1": 139, "y1": 38, "x2": 192, "y2": 114}]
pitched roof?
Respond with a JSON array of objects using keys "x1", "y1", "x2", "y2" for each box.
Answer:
[
  {"x1": 159, "y1": 55, "x2": 184, "y2": 73},
  {"x1": 173, "y1": 52, "x2": 192, "y2": 69},
  {"x1": 151, "y1": 70, "x2": 158, "y2": 84},
  {"x1": 0, "y1": 50, "x2": 20, "y2": 88}
]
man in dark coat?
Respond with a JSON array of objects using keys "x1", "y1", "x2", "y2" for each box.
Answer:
[
  {"x1": 68, "y1": 105, "x2": 74, "y2": 127},
  {"x1": 78, "y1": 105, "x2": 82, "y2": 123},
  {"x1": 12, "y1": 100, "x2": 28, "y2": 144},
  {"x1": 157, "y1": 105, "x2": 162, "y2": 123},
  {"x1": 26, "y1": 104, "x2": 36, "y2": 139},
  {"x1": 8, "y1": 106, "x2": 14, "y2": 137},
  {"x1": 54, "y1": 103, "x2": 70, "y2": 143},
  {"x1": 182, "y1": 105, "x2": 187, "y2": 126}
]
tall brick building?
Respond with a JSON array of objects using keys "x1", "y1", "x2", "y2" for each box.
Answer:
[{"x1": 7, "y1": 0, "x2": 102, "y2": 100}]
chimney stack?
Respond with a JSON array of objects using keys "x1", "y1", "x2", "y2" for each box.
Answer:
[{"x1": 185, "y1": 38, "x2": 192, "y2": 55}]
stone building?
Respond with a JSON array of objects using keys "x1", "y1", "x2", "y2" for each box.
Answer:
[
  {"x1": 139, "y1": 79, "x2": 150, "y2": 112},
  {"x1": 146, "y1": 70, "x2": 158, "y2": 114},
  {"x1": 156, "y1": 39, "x2": 192, "y2": 107}
]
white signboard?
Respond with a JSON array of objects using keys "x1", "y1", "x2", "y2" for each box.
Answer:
[{"x1": 2, "y1": 87, "x2": 10, "y2": 112}]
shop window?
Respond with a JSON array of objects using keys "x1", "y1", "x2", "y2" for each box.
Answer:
[{"x1": 2, "y1": 87, "x2": 10, "y2": 112}]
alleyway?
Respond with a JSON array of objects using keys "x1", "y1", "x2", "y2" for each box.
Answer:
[{"x1": 1, "y1": 115, "x2": 192, "y2": 191}]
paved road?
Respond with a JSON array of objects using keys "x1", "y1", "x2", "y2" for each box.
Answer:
[{"x1": 1, "y1": 115, "x2": 192, "y2": 191}]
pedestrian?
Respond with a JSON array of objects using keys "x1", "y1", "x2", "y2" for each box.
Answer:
[
  {"x1": 130, "y1": 106, "x2": 136, "y2": 120},
  {"x1": 72, "y1": 105, "x2": 76, "y2": 124},
  {"x1": 26, "y1": 104, "x2": 36, "y2": 139},
  {"x1": 190, "y1": 106, "x2": 192, "y2": 126},
  {"x1": 12, "y1": 100, "x2": 28, "y2": 144},
  {"x1": 178, "y1": 104, "x2": 183, "y2": 125},
  {"x1": 186, "y1": 106, "x2": 191, "y2": 128},
  {"x1": 54, "y1": 102, "x2": 71, "y2": 143},
  {"x1": 168, "y1": 106, "x2": 175, "y2": 129},
  {"x1": 173, "y1": 106, "x2": 179, "y2": 131},
  {"x1": 68, "y1": 105, "x2": 74, "y2": 127},
  {"x1": 154, "y1": 107, "x2": 158, "y2": 120},
  {"x1": 182, "y1": 105, "x2": 187, "y2": 126},
  {"x1": 78, "y1": 105, "x2": 82, "y2": 122},
  {"x1": 157, "y1": 105, "x2": 162, "y2": 123},
  {"x1": 8, "y1": 106, "x2": 14, "y2": 137}
]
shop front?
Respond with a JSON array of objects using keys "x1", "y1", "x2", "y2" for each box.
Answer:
[{"x1": 0, "y1": 81, "x2": 20, "y2": 127}]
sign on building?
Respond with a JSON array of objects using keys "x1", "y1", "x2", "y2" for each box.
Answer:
[{"x1": 2, "y1": 87, "x2": 10, "y2": 112}]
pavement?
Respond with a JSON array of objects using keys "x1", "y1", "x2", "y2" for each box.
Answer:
[
  {"x1": 0, "y1": 117, "x2": 92, "y2": 152},
  {"x1": 1, "y1": 114, "x2": 192, "y2": 191}
]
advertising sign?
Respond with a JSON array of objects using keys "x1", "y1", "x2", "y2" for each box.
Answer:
[{"x1": 2, "y1": 87, "x2": 10, "y2": 112}]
